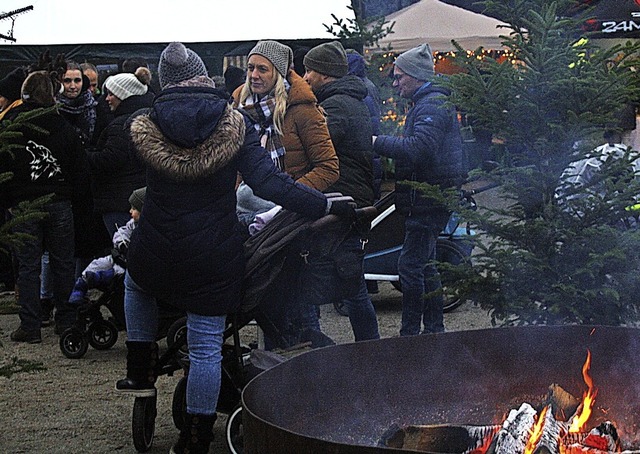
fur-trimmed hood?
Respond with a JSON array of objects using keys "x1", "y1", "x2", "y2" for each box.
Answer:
[{"x1": 130, "y1": 94, "x2": 245, "y2": 181}]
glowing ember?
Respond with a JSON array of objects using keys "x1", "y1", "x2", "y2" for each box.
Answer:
[
  {"x1": 524, "y1": 406, "x2": 548, "y2": 454},
  {"x1": 569, "y1": 349, "x2": 598, "y2": 433}
]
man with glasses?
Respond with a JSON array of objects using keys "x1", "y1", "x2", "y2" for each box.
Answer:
[{"x1": 372, "y1": 42, "x2": 467, "y2": 336}]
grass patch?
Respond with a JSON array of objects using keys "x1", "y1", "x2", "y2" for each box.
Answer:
[{"x1": 0, "y1": 356, "x2": 46, "y2": 378}]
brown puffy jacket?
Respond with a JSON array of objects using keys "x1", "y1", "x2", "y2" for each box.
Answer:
[{"x1": 232, "y1": 71, "x2": 339, "y2": 191}]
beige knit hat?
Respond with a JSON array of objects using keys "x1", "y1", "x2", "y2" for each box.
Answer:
[
  {"x1": 104, "y1": 72, "x2": 148, "y2": 101},
  {"x1": 248, "y1": 40, "x2": 293, "y2": 77}
]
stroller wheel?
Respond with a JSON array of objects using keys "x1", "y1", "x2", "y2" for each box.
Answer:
[
  {"x1": 166, "y1": 316, "x2": 189, "y2": 367},
  {"x1": 88, "y1": 319, "x2": 118, "y2": 350},
  {"x1": 225, "y1": 404, "x2": 244, "y2": 454},
  {"x1": 132, "y1": 395, "x2": 157, "y2": 452},
  {"x1": 59, "y1": 327, "x2": 89, "y2": 359},
  {"x1": 171, "y1": 375, "x2": 187, "y2": 431}
]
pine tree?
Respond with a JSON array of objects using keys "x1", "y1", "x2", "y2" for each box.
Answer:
[
  {"x1": 0, "y1": 107, "x2": 53, "y2": 264},
  {"x1": 443, "y1": 0, "x2": 640, "y2": 326}
]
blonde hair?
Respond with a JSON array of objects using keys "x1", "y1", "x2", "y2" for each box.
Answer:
[{"x1": 239, "y1": 67, "x2": 289, "y2": 136}]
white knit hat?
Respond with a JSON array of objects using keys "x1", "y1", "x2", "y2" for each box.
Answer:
[{"x1": 104, "y1": 73, "x2": 148, "y2": 101}]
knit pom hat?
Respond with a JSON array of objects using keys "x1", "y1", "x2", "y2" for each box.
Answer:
[
  {"x1": 303, "y1": 41, "x2": 348, "y2": 78},
  {"x1": 394, "y1": 43, "x2": 434, "y2": 82},
  {"x1": 248, "y1": 40, "x2": 293, "y2": 77},
  {"x1": 21, "y1": 71, "x2": 55, "y2": 106},
  {"x1": 0, "y1": 67, "x2": 28, "y2": 103},
  {"x1": 104, "y1": 72, "x2": 148, "y2": 101},
  {"x1": 128, "y1": 187, "x2": 146, "y2": 212},
  {"x1": 158, "y1": 42, "x2": 208, "y2": 89}
]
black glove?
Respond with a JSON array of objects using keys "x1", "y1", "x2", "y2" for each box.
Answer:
[{"x1": 328, "y1": 200, "x2": 356, "y2": 221}]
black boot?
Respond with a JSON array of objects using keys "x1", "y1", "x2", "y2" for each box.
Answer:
[
  {"x1": 115, "y1": 341, "x2": 158, "y2": 397},
  {"x1": 170, "y1": 413, "x2": 217, "y2": 454}
]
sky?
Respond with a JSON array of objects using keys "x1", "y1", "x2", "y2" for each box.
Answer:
[{"x1": 0, "y1": 0, "x2": 354, "y2": 45}]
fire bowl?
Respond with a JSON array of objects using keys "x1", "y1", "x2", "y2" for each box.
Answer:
[{"x1": 242, "y1": 325, "x2": 640, "y2": 453}]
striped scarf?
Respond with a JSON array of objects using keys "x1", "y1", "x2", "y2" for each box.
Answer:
[{"x1": 240, "y1": 84, "x2": 289, "y2": 170}]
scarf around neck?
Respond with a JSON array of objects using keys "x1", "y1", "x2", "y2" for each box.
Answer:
[
  {"x1": 240, "y1": 80, "x2": 290, "y2": 170},
  {"x1": 57, "y1": 90, "x2": 98, "y2": 140}
]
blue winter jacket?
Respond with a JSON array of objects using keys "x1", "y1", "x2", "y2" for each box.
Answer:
[
  {"x1": 126, "y1": 86, "x2": 327, "y2": 316},
  {"x1": 373, "y1": 81, "x2": 466, "y2": 213}
]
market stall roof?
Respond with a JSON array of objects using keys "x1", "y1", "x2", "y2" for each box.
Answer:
[
  {"x1": 0, "y1": 0, "x2": 353, "y2": 45},
  {"x1": 371, "y1": 0, "x2": 508, "y2": 53},
  {"x1": 440, "y1": 0, "x2": 640, "y2": 39}
]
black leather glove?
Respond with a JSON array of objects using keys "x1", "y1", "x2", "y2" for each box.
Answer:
[{"x1": 328, "y1": 200, "x2": 356, "y2": 221}]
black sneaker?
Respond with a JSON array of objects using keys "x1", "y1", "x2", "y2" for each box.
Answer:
[
  {"x1": 10, "y1": 326, "x2": 42, "y2": 344},
  {"x1": 115, "y1": 378, "x2": 157, "y2": 397}
]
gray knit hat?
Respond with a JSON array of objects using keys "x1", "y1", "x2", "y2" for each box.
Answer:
[
  {"x1": 104, "y1": 73, "x2": 148, "y2": 101},
  {"x1": 128, "y1": 187, "x2": 146, "y2": 212},
  {"x1": 303, "y1": 41, "x2": 348, "y2": 78},
  {"x1": 158, "y1": 42, "x2": 208, "y2": 89},
  {"x1": 394, "y1": 43, "x2": 434, "y2": 82},
  {"x1": 248, "y1": 40, "x2": 293, "y2": 77}
]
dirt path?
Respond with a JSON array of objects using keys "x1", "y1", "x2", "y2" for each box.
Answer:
[{"x1": 0, "y1": 282, "x2": 494, "y2": 454}]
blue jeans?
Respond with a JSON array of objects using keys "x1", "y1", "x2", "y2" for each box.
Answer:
[
  {"x1": 40, "y1": 251, "x2": 53, "y2": 300},
  {"x1": 102, "y1": 212, "x2": 131, "y2": 239},
  {"x1": 398, "y1": 211, "x2": 451, "y2": 336},
  {"x1": 124, "y1": 272, "x2": 225, "y2": 415},
  {"x1": 12, "y1": 200, "x2": 76, "y2": 332},
  {"x1": 298, "y1": 234, "x2": 379, "y2": 342}
]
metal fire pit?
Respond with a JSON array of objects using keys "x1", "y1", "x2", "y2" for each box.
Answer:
[{"x1": 242, "y1": 326, "x2": 640, "y2": 453}]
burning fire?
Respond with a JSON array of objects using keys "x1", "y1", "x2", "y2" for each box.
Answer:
[
  {"x1": 524, "y1": 406, "x2": 548, "y2": 454},
  {"x1": 569, "y1": 349, "x2": 598, "y2": 433}
]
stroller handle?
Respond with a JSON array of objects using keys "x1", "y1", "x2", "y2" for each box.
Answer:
[{"x1": 307, "y1": 206, "x2": 378, "y2": 232}]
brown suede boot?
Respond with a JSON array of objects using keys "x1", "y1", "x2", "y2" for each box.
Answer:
[{"x1": 170, "y1": 413, "x2": 217, "y2": 454}]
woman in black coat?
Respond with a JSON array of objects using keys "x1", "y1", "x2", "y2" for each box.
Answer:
[
  {"x1": 86, "y1": 67, "x2": 154, "y2": 238},
  {"x1": 114, "y1": 42, "x2": 350, "y2": 454}
]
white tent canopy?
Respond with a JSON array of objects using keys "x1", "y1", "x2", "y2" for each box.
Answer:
[
  {"x1": 371, "y1": 0, "x2": 508, "y2": 53},
  {"x1": 1, "y1": 0, "x2": 353, "y2": 45}
]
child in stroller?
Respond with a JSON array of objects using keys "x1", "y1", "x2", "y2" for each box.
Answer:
[{"x1": 68, "y1": 187, "x2": 146, "y2": 305}]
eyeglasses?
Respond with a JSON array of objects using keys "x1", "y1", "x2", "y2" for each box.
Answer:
[{"x1": 63, "y1": 77, "x2": 82, "y2": 84}]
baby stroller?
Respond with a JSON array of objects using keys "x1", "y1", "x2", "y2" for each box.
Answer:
[
  {"x1": 128, "y1": 206, "x2": 377, "y2": 453},
  {"x1": 59, "y1": 262, "x2": 184, "y2": 359},
  {"x1": 59, "y1": 272, "x2": 126, "y2": 359}
]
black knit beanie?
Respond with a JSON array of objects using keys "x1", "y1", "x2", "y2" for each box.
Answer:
[
  {"x1": 303, "y1": 41, "x2": 348, "y2": 78},
  {"x1": 0, "y1": 67, "x2": 28, "y2": 103},
  {"x1": 128, "y1": 187, "x2": 146, "y2": 212}
]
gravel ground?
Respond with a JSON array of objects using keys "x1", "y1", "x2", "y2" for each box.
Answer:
[{"x1": 0, "y1": 282, "x2": 494, "y2": 454}]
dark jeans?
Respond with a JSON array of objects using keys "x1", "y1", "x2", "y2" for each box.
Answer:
[
  {"x1": 398, "y1": 210, "x2": 451, "y2": 336},
  {"x1": 12, "y1": 200, "x2": 76, "y2": 332},
  {"x1": 257, "y1": 233, "x2": 379, "y2": 348},
  {"x1": 297, "y1": 234, "x2": 379, "y2": 342}
]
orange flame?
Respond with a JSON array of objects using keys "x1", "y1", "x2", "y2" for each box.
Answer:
[
  {"x1": 524, "y1": 406, "x2": 548, "y2": 454},
  {"x1": 569, "y1": 349, "x2": 598, "y2": 433}
]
